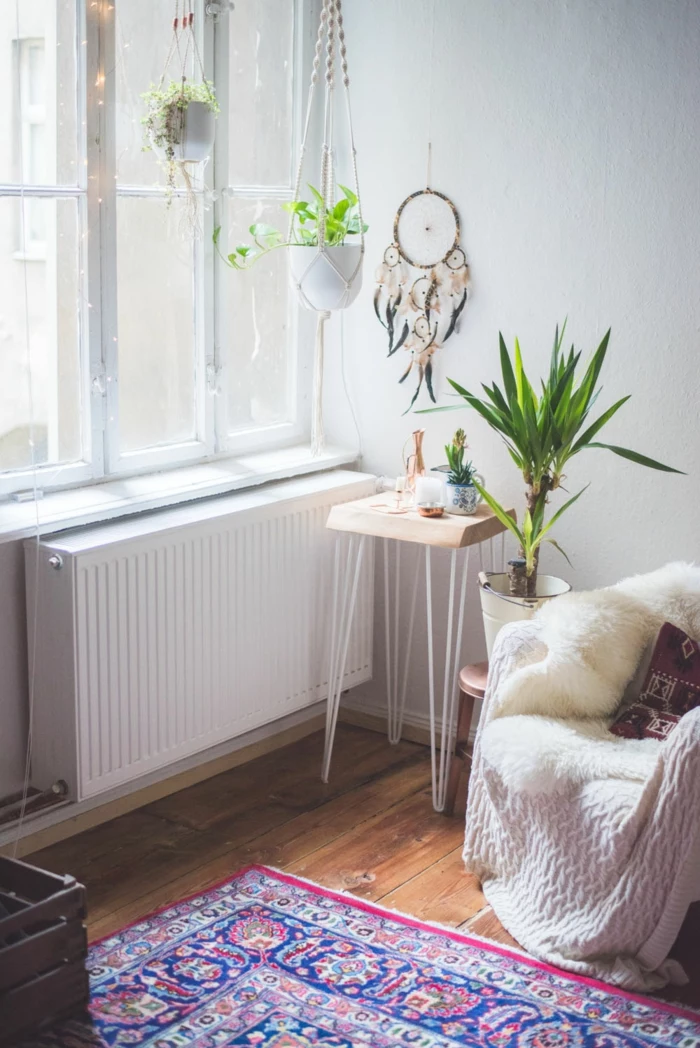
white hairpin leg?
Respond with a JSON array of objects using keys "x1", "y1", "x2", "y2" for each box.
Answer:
[
  {"x1": 384, "y1": 539, "x2": 420, "y2": 745},
  {"x1": 425, "y1": 545, "x2": 471, "y2": 812},
  {"x1": 321, "y1": 532, "x2": 367, "y2": 783}
]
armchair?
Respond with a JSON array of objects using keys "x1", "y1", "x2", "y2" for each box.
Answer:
[{"x1": 464, "y1": 620, "x2": 700, "y2": 992}]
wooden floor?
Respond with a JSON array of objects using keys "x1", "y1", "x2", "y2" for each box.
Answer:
[{"x1": 28, "y1": 723, "x2": 700, "y2": 1011}]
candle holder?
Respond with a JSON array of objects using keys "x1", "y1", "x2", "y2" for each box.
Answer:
[{"x1": 417, "y1": 502, "x2": 444, "y2": 518}]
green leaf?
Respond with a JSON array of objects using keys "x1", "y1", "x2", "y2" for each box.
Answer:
[
  {"x1": 415, "y1": 404, "x2": 465, "y2": 414},
  {"x1": 499, "y1": 333, "x2": 519, "y2": 408},
  {"x1": 544, "y1": 538, "x2": 573, "y2": 567},
  {"x1": 522, "y1": 508, "x2": 533, "y2": 548},
  {"x1": 332, "y1": 198, "x2": 350, "y2": 221},
  {"x1": 307, "y1": 183, "x2": 326, "y2": 209},
  {"x1": 249, "y1": 222, "x2": 280, "y2": 239},
  {"x1": 338, "y1": 183, "x2": 358, "y2": 206},
  {"x1": 472, "y1": 480, "x2": 523, "y2": 546},
  {"x1": 538, "y1": 484, "x2": 590, "y2": 540},
  {"x1": 514, "y1": 337, "x2": 525, "y2": 408},
  {"x1": 569, "y1": 396, "x2": 630, "y2": 453},
  {"x1": 236, "y1": 244, "x2": 253, "y2": 257},
  {"x1": 213, "y1": 225, "x2": 221, "y2": 245},
  {"x1": 585, "y1": 443, "x2": 685, "y2": 473}
]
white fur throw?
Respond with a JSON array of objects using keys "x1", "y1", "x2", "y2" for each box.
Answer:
[{"x1": 463, "y1": 563, "x2": 700, "y2": 990}]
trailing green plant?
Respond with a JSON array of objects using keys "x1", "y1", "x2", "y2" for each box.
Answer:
[
  {"x1": 141, "y1": 79, "x2": 219, "y2": 193},
  {"x1": 444, "y1": 429, "x2": 477, "y2": 486},
  {"x1": 214, "y1": 183, "x2": 368, "y2": 270},
  {"x1": 422, "y1": 324, "x2": 682, "y2": 596}
]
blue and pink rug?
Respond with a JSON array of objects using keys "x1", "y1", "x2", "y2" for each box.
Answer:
[{"x1": 28, "y1": 865, "x2": 700, "y2": 1046}]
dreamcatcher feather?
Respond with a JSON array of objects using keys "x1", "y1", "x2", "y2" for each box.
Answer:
[{"x1": 375, "y1": 189, "x2": 470, "y2": 413}]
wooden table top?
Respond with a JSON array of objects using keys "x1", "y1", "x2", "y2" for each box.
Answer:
[{"x1": 326, "y1": 493, "x2": 515, "y2": 549}]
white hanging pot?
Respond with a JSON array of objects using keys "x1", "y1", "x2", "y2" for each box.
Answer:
[
  {"x1": 151, "y1": 101, "x2": 215, "y2": 164},
  {"x1": 288, "y1": 244, "x2": 363, "y2": 312},
  {"x1": 478, "y1": 571, "x2": 571, "y2": 658}
]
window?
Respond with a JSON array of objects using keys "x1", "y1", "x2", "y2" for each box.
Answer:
[{"x1": 0, "y1": 0, "x2": 306, "y2": 495}]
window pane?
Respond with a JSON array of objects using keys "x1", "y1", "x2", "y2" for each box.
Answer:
[
  {"x1": 225, "y1": 199, "x2": 292, "y2": 431},
  {"x1": 117, "y1": 196, "x2": 198, "y2": 453},
  {"x1": 0, "y1": 2, "x2": 78, "y2": 185},
  {"x1": 0, "y1": 197, "x2": 82, "y2": 471},
  {"x1": 115, "y1": 0, "x2": 206, "y2": 187},
  {"x1": 228, "y1": 0, "x2": 294, "y2": 187}
]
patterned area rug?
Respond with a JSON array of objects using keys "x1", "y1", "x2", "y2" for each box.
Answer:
[{"x1": 27, "y1": 865, "x2": 700, "y2": 1047}]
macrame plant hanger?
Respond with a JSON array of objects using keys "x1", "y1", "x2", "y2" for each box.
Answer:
[
  {"x1": 156, "y1": 0, "x2": 215, "y2": 233},
  {"x1": 288, "y1": 0, "x2": 364, "y2": 456}
]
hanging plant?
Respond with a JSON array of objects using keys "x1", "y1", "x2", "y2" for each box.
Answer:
[
  {"x1": 142, "y1": 4, "x2": 219, "y2": 236},
  {"x1": 213, "y1": 183, "x2": 367, "y2": 269},
  {"x1": 216, "y1": 0, "x2": 364, "y2": 457},
  {"x1": 141, "y1": 79, "x2": 219, "y2": 196}
]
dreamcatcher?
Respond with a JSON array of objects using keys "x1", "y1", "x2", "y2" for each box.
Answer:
[{"x1": 374, "y1": 188, "x2": 470, "y2": 412}]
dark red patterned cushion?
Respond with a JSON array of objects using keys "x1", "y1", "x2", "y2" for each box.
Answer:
[{"x1": 610, "y1": 622, "x2": 700, "y2": 740}]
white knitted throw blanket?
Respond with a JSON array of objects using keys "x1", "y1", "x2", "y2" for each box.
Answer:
[{"x1": 463, "y1": 565, "x2": 700, "y2": 991}]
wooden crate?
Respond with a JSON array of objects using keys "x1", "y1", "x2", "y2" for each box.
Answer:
[{"x1": 0, "y1": 855, "x2": 88, "y2": 1044}]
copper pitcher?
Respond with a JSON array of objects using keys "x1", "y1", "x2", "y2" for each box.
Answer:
[{"x1": 404, "y1": 429, "x2": 426, "y2": 493}]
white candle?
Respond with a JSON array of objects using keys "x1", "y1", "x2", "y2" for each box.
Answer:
[
  {"x1": 415, "y1": 476, "x2": 443, "y2": 505},
  {"x1": 395, "y1": 475, "x2": 406, "y2": 493}
]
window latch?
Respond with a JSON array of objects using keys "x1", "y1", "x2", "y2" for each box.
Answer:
[
  {"x1": 206, "y1": 363, "x2": 222, "y2": 396},
  {"x1": 206, "y1": 1, "x2": 234, "y2": 20}
]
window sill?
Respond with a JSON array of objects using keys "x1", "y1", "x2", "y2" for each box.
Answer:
[{"x1": 0, "y1": 443, "x2": 360, "y2": 544}]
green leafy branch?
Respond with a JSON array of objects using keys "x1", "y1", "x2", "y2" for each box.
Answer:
[{"x1": 214, "y1": 183, "x2": 368, "y2": 271}]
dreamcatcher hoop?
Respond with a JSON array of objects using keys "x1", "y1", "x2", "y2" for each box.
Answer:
[
  {"x1": 394, "y1": 189, "x2": 460, "y2": 269},
  {"x1": 290, "y1": 0, "x2": 364, "y2": 455}
]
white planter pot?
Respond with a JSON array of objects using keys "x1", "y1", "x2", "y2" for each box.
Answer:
[
  {"x1": 478, "y1": 571, "x2": 571, "y2": 658},
  {"x1": 151, "y1": 101, "x2": 216, "y2": 164},
  {"x1": 288, "y1": 244, "x2": 363, "y2": 311},
  {"x1": 445, "y1": 474, "x2": 484, "y2": 515}
]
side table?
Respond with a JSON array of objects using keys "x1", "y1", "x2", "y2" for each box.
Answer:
[{"x1": 322, "y1": 492, "x2": 514, "y2": 812}]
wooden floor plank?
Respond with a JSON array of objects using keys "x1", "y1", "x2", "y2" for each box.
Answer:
[
  {"x1": 286, "y1": 785, "x2": 464, "y2": 900},
  {"x1": 379, "y1": 846, "x2": 485, "y2": 927},
  {"x1": 29, "y1": 809, "x2": 185, "y2": 874},
  {"x1": 144, "y1": 724, "x2": 420, "y2": 832},
  {"x1": 462, "y1": 905, "x2": 522, "y2": 949}
]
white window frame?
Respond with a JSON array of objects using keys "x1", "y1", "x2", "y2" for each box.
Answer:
[
  {"x1": 0, "y1": 0, "x2": 311, "y2": 500},
  {"x1": 15, "y1": 38, "x2": 48, "y2": 260}
]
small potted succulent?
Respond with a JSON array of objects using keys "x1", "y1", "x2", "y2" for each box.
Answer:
[
  {"x1": 440, "y1": 429, "x2": 484, "y2": 515},
  {"x1": 214, "y1": 183, "x2": 368, "y2": 311}
]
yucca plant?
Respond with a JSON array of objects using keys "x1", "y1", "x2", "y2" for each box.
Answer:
[{"x1": 423, "y1": 324, "x2": 682, "y2": 596}]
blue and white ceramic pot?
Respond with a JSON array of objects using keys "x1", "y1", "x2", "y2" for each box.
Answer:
[{"x1": 446, "y1": 474, "x2": 485, "y2": 515}]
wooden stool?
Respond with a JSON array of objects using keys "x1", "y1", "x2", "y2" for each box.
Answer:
[{"x1": 443, "y1": 660, "x2": 489, "y2": 817}]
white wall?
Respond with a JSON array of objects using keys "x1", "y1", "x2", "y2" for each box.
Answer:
[{"x1": 324, "y1": 0, "x2": 700, "y2": 723}]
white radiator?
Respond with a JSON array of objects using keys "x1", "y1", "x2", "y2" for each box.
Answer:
[{"x1": 25, "y1": 470, "x2": 375, "y2": 801}]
